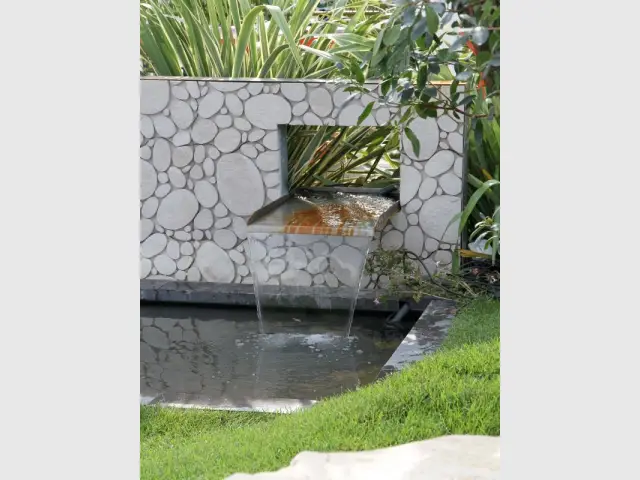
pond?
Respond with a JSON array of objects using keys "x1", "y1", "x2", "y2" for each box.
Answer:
[{"x1": 140, "y1": 304, "x2": 420, "y2": 410}]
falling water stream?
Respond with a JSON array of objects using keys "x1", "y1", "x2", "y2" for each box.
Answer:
[{"x1": 247, "y1": 189, "x2": 399, "y2": 337}]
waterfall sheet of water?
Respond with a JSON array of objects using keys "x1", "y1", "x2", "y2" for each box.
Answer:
[{"x1": 247, "y1": 189, "x2": 399, "y2": 336}]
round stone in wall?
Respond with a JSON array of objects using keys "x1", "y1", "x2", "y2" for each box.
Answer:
[
  {"x1": 140, "y1": 219, "x2": 154, "y2": 242},
  {"x1": 281, "y1": 83, "x2": 307, "y2": 102},
  {"x1": 152, "y1": 139, "x2": 171, "y2": 172},
  {"x1": 313, "y1": 274, "x2": 324, "y2": 285},
  {"x1": 268, "y1": 259, "x2": 286, "y2": 275},
  {"x1": 434, "y1": 249, "x2": 453, "y2": 265},
  {"x1": 177, "y1": 255, "x2": 193, "y2": 270},
  {"x1": 245, "y1": 94, "x2": 292, "y2": 130},
  {"x1": 155, "y1": 184, "x2": 171, "y2": 198},
  {"x1": 192, "y1": 230, "x2": 204, "y2": 241},
  {"x1": 172, "y1": 130, "x2": 191, "y2": 147},
  {"x1": 140, "y1": 161, "x2": 157, "y2": 200},
  {"x1": 400, "y1": 166, "x2": 421, "y2": 205},
  {"x1": 303, "y1": 112, "x2": 322, "y2": 125},
  {"x1": 198, "y1": 90, "x2": 225, "y2": 118},
  {"x1": 381, "y1": 230, "x2": 403, "y2": 250},
  {"x1": 180, "y1": 242, "x2": 194, "y2": 256},
  {"x1": 448, "y1": 132, "x2": 464, "y2": 154},
  {"x1": 329, "y1": 245, "x2": 364, "y2": 287},
  {"x1": 249, "y1": 129, "x2": 265, "y2": 142},
  {"x1": 405, "y1": 198, "x2": 422, "y2": 214},
  {"x1": 238, "y1": 89, "x2": 250, "y2": 100},
  {"x1": 241, "y1": 144, "x2": 258, "y2": 158},
  {"x1": 256, "y1": 151, "x2": 280, "y2": 172},
  {"x1": 424, "y1": 150, "x2": 455, "y2": 177},
  {"x1": 187, "y1": 266, "x2": 201, "y2": 281},
  {"x1": 418, "y1": 177, "x2": 437, "y2": 200},
  {"x1": 225, "y1": 93, "x2": 243, "y2": 116},
  {"x1": 214, "y1": 229, "x2": 237, "y2": 250},
  {"x1": 191, "y1": 118, "x2": 219, "y2": 144},
  {"x1": 214, "y1": 128, "x2": 242, "y2": 153},
  {"x1": 203, "y1": 158, "x2": 215, "y2": 177},
  {"x1": 292, "y1": 101, "x2": 309, "y2": 116},
  {"x1": 263, "y1": 131, "x2": 279, "y2": 150},
  {"x1": 141, "y1": 233, "x2": 167, "y2": 258},
  {"x1": 249, "y1": 241, "x2": 267, "y2": 261},
  {"x1": 408, "y1": 213, "x2": 419, "y2": 225},
  {"x1": 308, "y1": 257, "x2": 328, "y2": 274},
  {"x1": 196, "y1": 241, "x2": 235, "y2": 282},
  {"x1": 158, "y1": 172, "x2": 169, "y2": 184},
  {"x1": 156, "y1": 189, "x2": 199, "y2": 230},
  {"x1": 141, "y1": 80, "x2": 170, "y2": 115},
  {"x1": 404, "y1": 226, "x2": 424, "y2": 256},
  {"x1": 141, "y1": 197, "x2": 159, "y2": 219},
  {"x1": 247, "y1": 83, "x2": 264, "y2": 95},
  {"x1": 264, "y1": 172, "x2": 280, "y2": 188},
  {"x1": 324, "y1": 272, "x2": 339, "y2": 288},
  {"x1": 190, "y1": 165, "x2": 204, "y2": 180},
  {"x1": 140, "y1": 146, "x2": 151, "y2": 160},
  {"x1": 338, "y1": 104, "x2": 375, "y2": 126},
  {"x1": 186, "y1": 81, "x2": 201, "y2": 98},
  {"x1": 140, "y1": 116, "x2": 154, "y2": 138},
  {"x1": 169, "y1": 99, "x2": 195, "y2": 129},
  {"x1": 402, "y1": 117, "x2": 439, "y2": 160},
  {"x1": 166, "y1": 240, "x2": 180, "y2": 260},
  {"x1": 425, "y1": 237, "x2": 439, "y2": 253},
  {"x1": 281, "y1": 269, "x2": 312, "y2": 287},
  {"x1": 194, "y1": 180, "x2": 218, "y2": 208},
  {"x1": 172, "y1": 145, "x2": 193, "y2": 168},
  {"x1": 437, "y1": 114, "x2": 458, "y2": 132},
  {"x1": 233, "y1": 217, "x2": 248, "y2": 240},
  {"x1": 140, "y1": 258, "x2": 152, "y2": 279},
  {"x1": 214, "y1": 115, "x2": 232, "y2": 128},
  {"x1": 234, "y1": 118, "x2": 252, "y2": 131},
  {"x1": 152, "y1": 115, "x2": 177, "y2": 138},
  {"x1": 439, "y1": 172, "x2": 462, "y2": 195},
  {"x1": 194, "y1": 209, "x2": 213, "y2": 230},
  {"x1": 208, "y1": 146, "x2": 221, "y2": 160},
  {"x1": 229, "y1": 250, "x2": 245, "y2": 265},
  {"x1": 453, "y1": 156, "x2": 463, "y2": 178},
  {"x1": 390, "y1": 212, "x2": 408, "y2": 231},
  {"x1": 286, "y1": 247, "x2": 307, "y2": 269},
  {"x1": 217, "y1": 154, "x2": 265, "y2": 215},
  {"x1": 214, "y1": 203, "x2": 228, "y2": 217},
  {"x1": 172, "y1": 85, "x2": 188, "y2": 101},
  {"x1": 419, "y1": 195, "x2": 461, "y2": 244},
  {"x1": 168, "y1": 166, "x2": 186, "y2": 188},
  {"x1": 333, "y1": 88, "x2": 355, "y2": 109},
  {"x1": 174, "y1": 231, "x2": 191, "y2": 241},
  {"x1": 308, "y1": 88, "x2": 333, "y2": 117}
]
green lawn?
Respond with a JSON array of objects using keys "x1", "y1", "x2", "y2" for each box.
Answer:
[{"x1": 141, "y1": 298, "x2": 500, "y2": 480}]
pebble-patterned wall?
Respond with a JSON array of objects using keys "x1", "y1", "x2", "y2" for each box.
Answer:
[{"x1": 140, "y1": 78, "x2": 465, "y2": 286}]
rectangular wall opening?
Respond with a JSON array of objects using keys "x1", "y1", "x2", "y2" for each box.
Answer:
[{"x1": 285, "y1": 125, "x2": 400, "y2": 191}]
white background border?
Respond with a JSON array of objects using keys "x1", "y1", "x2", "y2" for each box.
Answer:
[{"x1": 1, "y1": 1, "x2": 640, "y2": 479}]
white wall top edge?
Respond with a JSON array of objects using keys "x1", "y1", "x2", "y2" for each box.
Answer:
[{"x1": 140, "y1": 76, "x2": 455, "y2": 86}]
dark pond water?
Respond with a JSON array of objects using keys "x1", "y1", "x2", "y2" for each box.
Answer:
[{"x1": 141, "y1": 305, "x2": 419, "y2": 409}]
